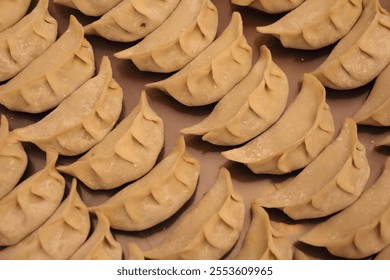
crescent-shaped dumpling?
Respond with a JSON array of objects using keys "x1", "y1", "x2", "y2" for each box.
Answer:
[
  {"x1": 0, "y1": 149, "x2": 65, "y2": 246},
  {"x1": 256, "y1": 0, "x2": 362, "y2": 50},
  {"x1": 0, "y1": 0, "x2": 57, "y2": 82},
  {"x1": 353, "y1": 63, "x2": 390, "y2": 126},
  {"x1": 12, "y1": 56, "x2": 123, "y2": 156},
  {"x1": 69, "y1": 210, "x2": 122, "y2": 260},
  {"x1": 0, "y1": 115, "x2": 28, "y2": 200},
  {"x1": 299, "y1": 157, "x2": 390, "y2": 259},
  {"x1": 255, "y1": 118, "x2": 370, "y2": 220},
  {"x1": 114, "y1": 0, "x2": 218, "y2": 73},
  {"x1": 222, "y1": 74, "x2": 334, "y2": 174},
  {"x1": 0, "y1": 15, "x2": 95, "y2": 113},
  {"x1": 234, "y1": 203, "x2": 293, "y2": 260},
  {"x1": 141, "y1": 167, "x2": 245, "y2": 260},
  {"x1": 146, "y1": 12, "x2": 253, "y2": 106},
  {"x1": 57, "y1": 91, "x2": 163, "y2": 190},
  {"x1": 53, "y1": 0, "x2": 123, "y2": 17},
  {"x1": 0, "y1": 0, "x2": 31, "y2": 32},
  {"x1": 90, "y1": 135, "x2": 200, "y2": 231},
  {"x1": 311, "y1": 0, "x2": 390, "y2": 90},
  {"x1": 231, "y1": 0, "x2": 305, "y2": 14},
  {"x1": 0, "y1": 179, "x2": 90, "y2": 260},
  {"x1": 84, "y1": 0, "x2": 180, "y2": 43},
  {"x1": 181, "y1": 44, "x2": 288, "y2": 146}
]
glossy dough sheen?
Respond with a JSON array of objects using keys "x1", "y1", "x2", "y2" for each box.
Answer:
[
  {"x1": 257, "y1": 0, "x2": 362, "y2": 50},
  {"x1": 181, "y1": 45, "x2": 288, "y2": 146},
  {"x1": 0, "y1": 0, "x2": 31, "y2": 32},
  {"x1": 0, "y1": 15, "x2": 95, "y2": 113},
  {"x1": 114, "y1": 0, "x2": 218, "y2": 73},
  {"x1": 222, "y1": 74, "x2": 334, "y2": 174},
  {"x1": 146, "y1": 12, "x2": 253, "y2": 106},
  {"x1": 84, "y1": 0, "x2": 180, "y2": 42},
  {"x1": 255, "y1": 118, "x2": 370, "y2": 220},
  {"x1": 0, "y1": 115, "x2": 28, "y2": 200},
  {"x1": 312, "y1": 0, "x2": 390, "y2": 90},
  {"x1": 91, "y1": 135, "x2": 200, "y2": 231},
  {"x1": 12, "y1": 56, "x2": 123, "y2": 156},
  {"x1": 0, "y1": 0, "x2": 58, "y2": 82},
  {"x1": 57, "y1": 91, "x2": 163, "y2": 190},
  {"x1": 300, "y1": 157, "x2": 390, "y2": 259},
  {"x1": 231, "y1": 0, "x2": 305, "y2": 14},
  {"x1": 53, "y1": 0, "x2": 123, "y2": 16},
  {"x1": 0, "y1": 180, "x2": 90, "y2": 260}
]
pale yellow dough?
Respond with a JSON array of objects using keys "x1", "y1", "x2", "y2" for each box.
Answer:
[
  {"x1": 377, "y1": 133, "x2": 390, "y2": 147},
  {"x1": 231, "y1": 0, "x2": 305, "y2": 14},
  {"x1": 0, "y1": 0, "x2": 31, "y2": 32},
  {"x1": 53, "y1": 0, "x2": 123, "y2": 16}
]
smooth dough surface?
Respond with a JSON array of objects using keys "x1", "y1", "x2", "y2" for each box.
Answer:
[
  {"x1": 53, "y1": 0, "x2": 123, "y2": 16},
  {"x1": 231, "y1": 0, "x2": 305, "y2": 14},
  {"x1": 0, "y1": 0, "x2": 31, "y2": 32}
]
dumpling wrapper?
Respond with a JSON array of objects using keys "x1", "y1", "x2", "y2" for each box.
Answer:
[
  {"x1": 375, "y1": 244, "x2": 390, "y2": 260},
  {"x1": 0, "y1": 0, "x2": 58, "y2": 82},
  {"x1": 84, "y1": 0, "x2": 180, "y2": 43},
  {"x1": 53, "y1": 0, "x2": 123, "y2": 16},
  {"x1": 12, "y1": 56, "x2": 123, "y2": 156},
  {"x1": 255, "y1": 118, "x2": 370, "y2": 220},
  {"x1": 146, "y1": 12, "x2": 253, "y2": 106},
  {"x1": 181, "y1": 44, "x2": 289, "y2": 146},
  {"x1": 114, "y1": 0, "x2": 218, "y2": 73},
  {"x1": 376, "y1": 133, "x2": 390, "y2": 147},
  {"x1": 0, "y1": 15, "x2": 95, "y2": 113},
  {"x1": 222, "y1": 74, "x2": 334, "y2": 174},
  {"x1": 0, "y1": 0, "x2": 31, "y2": 32},
  {"x1": 90, "y1": 135, "x2": 200, "y2": 231},
  {"x1": 231, "y1": 0, "x2": 305, "y2": 14}
]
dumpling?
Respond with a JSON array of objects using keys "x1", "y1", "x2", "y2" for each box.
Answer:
[
  {"x1": 311, "y1": 0, "x2": 390, "y2": 90},
  {"x1": 0, "y1": 0, "x2": 57, "y2": 82},
  {"x1": 231, "y1": 0, "x2": 305, "y2": 14},
  {"x1": 0, "y1": 0, "x2": 31, "y2": 32},
  {"x1": 299, "y1": 157, "x2": 390, "y2": 259},
  {"x1": 57, "y1": 91, "x2": 164, "y2": 190},
  {"x1": 0, "y1": 149, "x2": 65, "y2": 246},
  {"x1": 69, "y1": 210, "x2": 122, "y2": 260},
  {"x1": 90, "y1": 135, "x2": 200, "y2": 231},
  {"x1": 0, "y1": 179, "x2": 90, "y2": 260},
  {"x1": 234, "y1": 203, "x2": 293, "y2": 260},
  {"x1": 0, "y1": 115, "x2": 28, "y2": 200},
  {"x1": 353, "y1": 63, "x2": 390, "y2": 126},
  {"x1": 84, "y1": 0, "x2": 180, "y2": 42},
  {"x1": 11, "y1": 56, "x2": 123, "y2": 156},
  {"x1": 53, "y1": 0, "x2": 123, "y2": 16},
  {"x1": 222, "y1": 74, "x2": 334, "y2": 174},
  {"x1": 114, "y1": 0, "x2": 218, "y2": 73},
  {"x1": 375, "y1": 244, "x2": 390, "y2": 260},
  {"x1": 146, "y1": 12, "x2": 253, "y2": 106},
  {"x1": 0, "y1": 15, "x2": 95, "y2": 113},
  {"x1": 141, "y1": 167, "x2": 244, "y2": 260},
  {"x1": 377, "y1": 133, "x2": 390, "y2": 147},
  {"x1": 256, "y1": 0, "x2": 362, "y2": 50},
  {"x1": 255, "y1": 118, "x2": 370, "y2": 220},
  {"x1": 181, "y1": 44, "x2": 289, "y2": 146}
]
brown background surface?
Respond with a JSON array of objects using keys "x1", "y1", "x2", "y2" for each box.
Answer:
[{"x1": 1, "y1": 0, "x2": 390, "y2": 259}]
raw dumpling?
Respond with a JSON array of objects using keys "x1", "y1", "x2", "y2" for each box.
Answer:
[
  {"x1": 311, "y1": 0, "x2": 390, "y2": 90},
  {"x1": 141, "y1": 167, "x2": 245, "y2": 260},
  {"x1": 231, "y1": 0, "x2": 305, "y2": 14},
  {"x1": 0, "y1": 115, "x2": 28, "y2": 200},
  {"x1": 299, "y1": 157, "x2": 390, "y2": 259},
  {"x1": 0, "y1": 179, "x2": 90, "y2": 260},
  {"x1": 0, "y1": 0, "x2": 57, "y2": 82},
  {"x1": 0, "y1": 149, "x2": 65, "y2": 246},
  {"x1": 146, "y1": 12, "x2": 253, "y2": 106},
  {"x1": 375, "y1": 244, "x2": 390, "y2": 260},
  {"x1": 234, "y1": 203, "x2": 293, "y2": 260},
  {"x1": 377, "y1": 133, "x2": 390, "y2": 147},
  {"x1": 255, "y1": 118, "x2": 370, "y2": 220},
  {"x1": 53, "y1": 0, "x2": 123, "y2": 16},
  {"x1": 0, "y1": 0, "x2": 31, "y2": 32},
  {"x1": 90, "y1": 135, "x2": 200, "y2": 231},
  {"x1": 69, "y1": 210, "x2": 122, "y2": 260},
  {"x1": 0, "y1": 15, "x2": 95, "y2": 113},
  {"x1": 222, "y1": 74, "x2": 334, "y2": 174},
  {"x1": 114, "y1": 0, "x2": 218, "y2": 73},
  {"x1": 84, "y1": 0, "x2": 180, "y2": 42},
  {"x1": 12, "y1": 56, "x2": 123, "y2": 156},
  {"x1": 257, "y1": 0, "x2": 362, "y2": 50},
  {"x1": 353, "y1": 63, "x2": 390, "y2": 126},
  {"x1": 181, "y1": 45, "x2": 289, "y2": 146},
  {"x1": 57, "y1": 91, "x2": 164, "y2": 190}
]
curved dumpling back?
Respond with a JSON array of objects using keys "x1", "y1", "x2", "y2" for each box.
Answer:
[
  {"x1": 53, "y1": 0, "x2": 123, "y2": 16},
  {"x1": 231, "y1": 0, "x2": 305, "y2": 14},
  {"x1": 0, "y1": 0, "x2": 31, "y2": 32}
]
